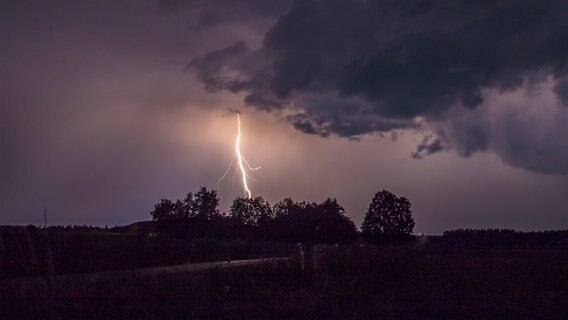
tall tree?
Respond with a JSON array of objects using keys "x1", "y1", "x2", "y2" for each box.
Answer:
[
  {"x1": 191, "y1": 187, "x2": 220, "y2": 220},
  {"x1": 361, "y1": 190, "x2": 415, "y2": 242},
  {"x1": 150, "y1": 187, "x2": 219, "y2": 222},
  {"x1": 271, "y1": 199, "x2": 318, "y2": 243},
  {"x1": 229, "y1": 196, "x2": 273, "y2": 226},
  {"x1": 150, "y1": 199, "x2": 176, "y2": 221},
  {"x1": 273, "y1": 198, "x2": 299, "y2": 218},
  {"x1": 271, "y1": 198, "x2": 357, "y2": 244},
  {"x1": 315, "y1": 198, "x2": 358, "y2": 244}
]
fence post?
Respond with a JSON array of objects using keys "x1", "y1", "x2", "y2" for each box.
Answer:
[{"x1": 299, "y1": 243, "x2": 314, "y2": 274}]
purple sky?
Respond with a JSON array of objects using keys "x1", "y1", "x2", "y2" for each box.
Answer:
[{"x1": 1, "y1": 0, "x2": 567, "y2": 233}]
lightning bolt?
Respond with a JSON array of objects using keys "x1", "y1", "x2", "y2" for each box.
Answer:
[
  {"x1": 235, "y1": 113, "x2": 259, "y2": 198},
  {"x1": 217, "y1": 157, "x2": 234, "y2": 191}
]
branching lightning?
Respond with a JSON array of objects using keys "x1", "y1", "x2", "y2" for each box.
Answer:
[
  {"x1": 235, "y1": 114, "x2": 259, "y2": 198},
  {"x1": 217, "y1": 157, "x2": 234, "y2": 191},
  {"x1": 218, "y1": 113, "x2": 260, "y2": 199}
]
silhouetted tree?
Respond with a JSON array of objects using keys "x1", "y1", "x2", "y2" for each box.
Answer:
[
  {"x1": 271, "y1": 199, "x2": 317, "y2": 242},
  {"x1": 315, "y1": 198, "x2": 358, "y2": 244},
  {"x1": 190, "y1": 187, "x2": 220, "y2": 220},
  {"x1": 150, "y1": 199, "x2": 177, "y2": 221},
  {"x1": 362, "y1": 190, "x2": 415, "y2": 243},
  {"x1": 150, "y1": 187, "x2": 220, "y2": 223},
  {"x1": 150, "y1": 190, "x2": 359, "y2": 243},
  {"x1": 229, "y1": 196, "x2": 273, "y2": 226},
  {"x1": 173, "y1": 198, "x2": 189, "y2": 219},
  {"x1": 271, "y1": 198, "x2": 357, "y2": 244},
  {"x1": 273, "y1": 198, "x2": 301, "y2": 218}
]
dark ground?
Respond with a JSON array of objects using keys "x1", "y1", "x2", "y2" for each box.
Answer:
[{"x1": 2, "y1": 241, "x2": 568, "y2": 319}]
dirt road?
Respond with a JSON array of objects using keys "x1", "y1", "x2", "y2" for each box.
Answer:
[{"x1": 5, "y1": 257, "x2": 294, "y2": 286}]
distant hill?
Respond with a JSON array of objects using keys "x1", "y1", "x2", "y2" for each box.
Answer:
[{"x1": 110, "y1": 220, "x2": 158, "y2": 234}]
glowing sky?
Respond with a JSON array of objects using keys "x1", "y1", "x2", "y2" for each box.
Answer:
[{"x1": 1, "y1": 0, "x2": 567, "y2": 233}]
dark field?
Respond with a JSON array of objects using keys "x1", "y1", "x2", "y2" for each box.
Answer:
[
  {"x1": 2, "y1": 240, "x2": 568, "y2": 319},
  {"x1": 0, "y1": 225, "x2": 297, "y2": 277}
]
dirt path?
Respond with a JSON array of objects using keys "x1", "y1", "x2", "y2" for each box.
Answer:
[{"x1": 4, "y1": 257, "x2": 294, "y2": 286}]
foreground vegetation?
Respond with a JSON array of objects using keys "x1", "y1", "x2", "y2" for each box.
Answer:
[
  {"x1": 3, "y1": 243, "x2": 568, "y2": 319},
  {"x1": 0, "y1": 225, "x2": 296, "y2": 278},
  {"x1": 4, "y1": 223, "x2": 567, "y2": 279}
]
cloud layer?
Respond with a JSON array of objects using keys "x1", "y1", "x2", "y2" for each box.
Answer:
[{"x1": 189, "y1": 0, "x2": 568, "y2": 174}]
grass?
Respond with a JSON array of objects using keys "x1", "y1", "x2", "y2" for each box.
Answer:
[
  {"x1": 2, "y1": 244, "x2": 568, "y2": 319},
  {"x1": 0, "y1": 227, "x2": 296, "y2": 277}
]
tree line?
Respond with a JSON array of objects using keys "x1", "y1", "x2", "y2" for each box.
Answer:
[
  {"x1": 150, "y1": 187, "x2": 415, "y2": 244},
  {"x1": 439, "y1": 228, "x2": 568, "y2": 247}
]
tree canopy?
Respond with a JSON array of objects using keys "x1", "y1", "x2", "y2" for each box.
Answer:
[
  {"x1": 270, "y1": 198, "x2": 358, "y2": 244},
  {"x1": 150, "y1": 187, "x2": 219, "y2": 222},
  {"x1": 361, "y1": 190, "x2": 415, "y2": 242},
  {"x1": 229, "y1": 196, "x2": 273, "y2": 226},
  {"x1": 150, "y1": 187, "x2": 415, "y2": 245}
]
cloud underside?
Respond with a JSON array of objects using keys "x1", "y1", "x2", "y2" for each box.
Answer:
[{"x1": 188, "y1": 0, "x2": 568, "y2": 174}]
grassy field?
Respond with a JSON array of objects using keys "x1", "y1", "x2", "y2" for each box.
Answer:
[
  {"x1": 2, "y1": 243, "x2": 568, "y2": 319},
  {"x1": 0, "y1": 226, "x2": 296, "y2": 277}
]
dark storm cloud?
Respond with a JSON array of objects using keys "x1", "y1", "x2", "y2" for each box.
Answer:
[
  {"x1": 286, "y1": 113, "x2": 322, "y2": 136},
  {"x1": 186, "y1": 41, "x2": 251, "y2": 91},
  {"x1": 556, "y1": 78, "x2": 568, "y2": 106},
  {"x1": 411, "y1": 136, "x2": 444, "y2": 159},
  {"x1": 189, "y1": 0, "x2": 568, "y2": 174},
  {"x1": 419, "y1": 78, "x2": 568, "y2": 174},
  {"x1": 554, "y1": 63, "x2": 568, "y2": 105}
]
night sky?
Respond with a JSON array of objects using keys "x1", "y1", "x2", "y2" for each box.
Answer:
[{"x1": 1, "y1": 0, "x2": 567, "y2": 233}]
